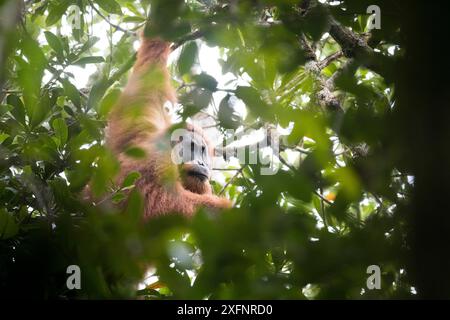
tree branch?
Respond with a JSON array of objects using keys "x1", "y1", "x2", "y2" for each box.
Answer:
[
  {"x1": 298, "y1": 0, "x2": 391, "y2": 79},
  {"x1": 318, "y1": 51, "x2": 343, "y2": 70},
  {"x1": 300, "y1": 38, "x2": 344, "y2": 114},
  {"x1": 328, "y1": 17, "x2": 387, "y2": 76},
  {"x1": 171, "y1": 29, "x2": 205, "y2": 51}
]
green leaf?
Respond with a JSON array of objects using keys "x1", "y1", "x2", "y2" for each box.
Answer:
[
  {"x1": 193, "y1": 72, "x2": 218, "y2": 91},
  {"x1": 0, "y1": 104, "x2": 13, "y2": 117},
  {"x1": 44, "y1": 31, "x2": 64, "y2": 58},
  {"x1": 30, "y1": 91, "x2": 51, "y2": 128},
  {"x1": 122, "y1": 16, "x2": 146, "y2": 23},
  {"x1": 124, "y1": 147, "x2": 147, "y2": 158},
  {"x1": 61, "y1": 78, "x2": 81, "y2": 109},
  {"x1": 56, "y1": 96, "x2": 65, "y2": 107},
  {"x1": 52, "y1": 118, "x2": 68, "y2": 146},
  {"x1": 122, "y1": 171, "x2": 142, "y2": 188},
  {"x1": 235, "y1": 86, "x2": 272, "y2": 120},
  {"x1": 218, "y1": 95, "x2": 240, "y2": 129},
  {"x1": 301, "y1": 4, "x2": 329, "y2": 41},
  {"x1": 96, "y1": 0, "x2": 122, "y2": 15},
  {"x1": 18, "y1": 37, "x2": 46, "y2": 111},
  {"x1": 90, "y1": 148, "x2": 120, "y2": 196},
  {"x1": 99, "y1": 88, "x2": 121, "y2": 116},
  {"x1": 21, "y1": 35, "x2": 47, "y2": 67},
  {"x1": 112, "y1": 192, "x2": 127, "y2": 204},
  {"x1": 179, "y1": 88, "x2": 212, "y2": 119},
  {"x1": 73, "y1": 56, "x2": 105, "y2": 65},
  {"x1": 7, "y1": 95, "x2": 26, "y2": 125},
  {"x1": 79, "y1": 37, "x2": 100, "y2": 54},
  {"x1": 178, "y1": 42, "x2": 198, "y2": 75},
  {"x1": 0, "y1": 133, "x2": 9, "y2": 145},
  {"x1": 0, "y1": 209, "x2": 19, "y2": 240},
  {"x1": 46, "y1": 1, "x2": 70, "y2": 26},
  {"x1": 87, "y1": 54, "x2": 136, "y2": 110},
  {"x1": 87, "y1": 76, "x2": 109, "y2": 111},
  {"x1": 124, "y1": 190, "x2": 143, "y2": 221}
]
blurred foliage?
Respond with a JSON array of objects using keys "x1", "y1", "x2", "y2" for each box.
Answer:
[{"x1": 0, "y1": 0, "x2": 447, "y2": 299}]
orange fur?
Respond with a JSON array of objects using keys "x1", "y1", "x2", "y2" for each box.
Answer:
[{"x1": 105, "y1": 37, "x2": 231, "y2": 218}]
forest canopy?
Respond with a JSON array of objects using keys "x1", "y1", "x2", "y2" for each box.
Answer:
[{"x1": 0, "y1": 0, "x2": 449, "y2": 299}]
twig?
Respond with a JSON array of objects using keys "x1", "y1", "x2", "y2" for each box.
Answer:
[
  {"x1": 219, "y1": 165, "x2": 246, "y2": 195},
  {"x1": 319, "y1": 186, "x2": 329, "y2": 228},
  {"x1": 314, "y1": 190, "x2": 333, "y2": 205},
  {"x1": 318, "y1": 51, "x2": 343, "y2": 69},
  {"x1": 279, "y1": 143, "x2": 311, "y2": 155},
  {"x1": 371, "y1": 193, "x2": 382, "y2": 205},
  {"x1": 1, "y1": 89, "x2": 21, "y2": 94},
  {"x1": 178, "y1": 83, "x2": 235, "y2": 94},
  {"x1": 295, "y1": 147, "x2": 311, "y2": 155},
  {"x1": 279, "y1": 154, "x2": 333, "y2": 207},
  {"x1": 199, "y1": 110, "x2": 218, "y2": 120},
  {"x1": 202, "y1": 124, "x2": 219, "y2": 129},
  {"x1": 278, "y1": 153, "x2": 296, "y2": 172}
]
